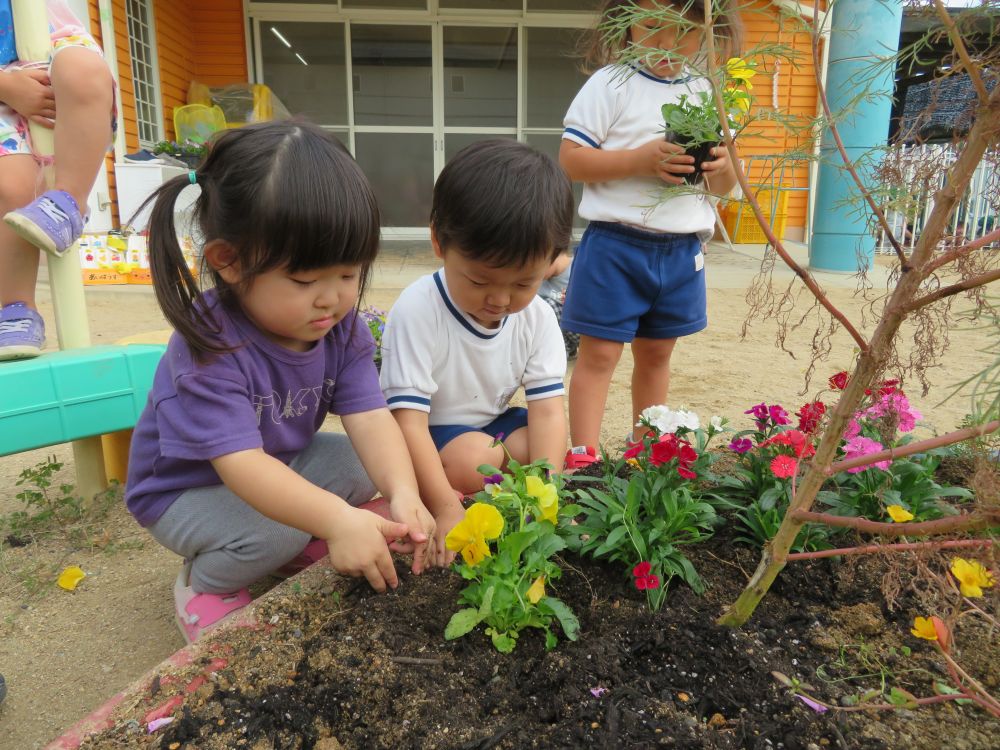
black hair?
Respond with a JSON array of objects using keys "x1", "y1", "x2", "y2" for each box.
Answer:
[
  {"x1": 430, "y1": 139, "x2": 573, "y2": 268},
  {"x1": 141, "y1": 120, "x2": 380, "y2": 359},
  {"x1": 582, "y1": 0, "x2": 744, "y2": 73}
]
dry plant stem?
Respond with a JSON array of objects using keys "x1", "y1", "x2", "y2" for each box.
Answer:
[
  {"x1": 826, "y1": 419, "x2": 1000, "y2": 474},
  {"x1": 933, "y1": 0, "x2": 991, "y2": 102},
  {"x1": 700, "y1": 0, "x2": 870, "y2": 353},
  {"x1": 809, "y1": 0, "x2": 909, "y2": 266},
  {"x1": 939, "y1": 648, "x2": 1000, "y2": 716},
  {"x1": 905, "y1": 268, "x2": 1000, "y2": 313},
  {"x1": 790, "y1": 510, "x2": 998, "y2": 537},
  {"x1": 718, "y1": 62, "x2": 999, "y2": 628},
  {"x1": 785, "y1": 539, "x2": 994, "y2": 561},
  {"x1": 922, "y1": 227, "x2": 1000, "y2": 277}
]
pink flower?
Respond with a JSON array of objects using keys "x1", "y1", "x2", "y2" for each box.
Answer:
[
  {"x1": 843, "y1": 436, "x2": 890, "y2": 473},
  {"x1": 770, "y1": 454, "x2": 798, "y2": 479},
  {"x1": 842, "y1": 419, "x2": 862, "y2": 441}
]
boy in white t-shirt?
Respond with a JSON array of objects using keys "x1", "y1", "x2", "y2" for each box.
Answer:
[{"x1": 380, "y1": 140, "x2": 574, "y2": 564}]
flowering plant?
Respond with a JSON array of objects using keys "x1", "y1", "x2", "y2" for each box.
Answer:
[
  {"x1": 570, "y1": 406, "x2": 723, "y2": 610},
  {"x1": 444, "y1": 459, "x2": 579, "y2": 653},
  {"x1": 660, "y1": 57, "x2": 755, "y2": 183},
  {"x1": 360, "y1": 306, "x2": 387, "y2": 370},
  {"x1": 822, "y1": 374, "x2": 972, "y2": 521}
]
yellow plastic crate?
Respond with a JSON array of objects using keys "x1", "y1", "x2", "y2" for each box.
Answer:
[{"x1": 723, "y1": 190, "x2": 789, "y2": 244}]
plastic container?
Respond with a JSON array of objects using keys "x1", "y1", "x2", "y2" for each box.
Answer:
[{"x1": 723, "y1": 190, "x2": 790, "y2": 243}]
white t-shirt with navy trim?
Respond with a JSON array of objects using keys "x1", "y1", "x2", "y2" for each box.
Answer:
[
  {"x1": 379, "y1": 270, "x2": 567, "y2": 427},
  {"x1": 563, "y1": 64, "x2": 716, "y2": 241}
]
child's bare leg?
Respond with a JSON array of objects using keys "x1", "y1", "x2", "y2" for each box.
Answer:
[
  {"x1": 50, "y1": 47, "x2": 113, "y2": 209},
  {"x1": 500, "y1": 426, "x2": 529, "y2": 465},
  {"x1": 630, "y1": 337, "x2": 677, "y2": 441},
  {"x1": 439, "y1": 433, "x2": 506, "y2": 495},
  {"x1": 568, "y1": 334, "x2": 624, "y2": 448},
  {"x1": 0, "y1": 154, "x2": 43, "y2": 307}
]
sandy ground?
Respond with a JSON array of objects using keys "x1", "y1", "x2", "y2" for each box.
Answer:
[{"x1": 0, "y1": 241, "x2": 995, "y2": 749}]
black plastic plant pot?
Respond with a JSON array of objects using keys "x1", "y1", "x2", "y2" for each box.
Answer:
[{"x1": 664, "y1": 131, "x2": 720, "y2": 185}]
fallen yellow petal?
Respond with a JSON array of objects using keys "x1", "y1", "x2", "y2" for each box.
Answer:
[
  {"x1": 910, "y1": 616, "x2": 938, "y2": 641},
  {"x1": 527, "y1": 575, "x2": 546, "y2": 604},
  {"x1": 886, "y1": 505, "x2": 914, "y2": 523},
  {"x1": 57, "y1": 565, "x2": 86, "y2": 591}
]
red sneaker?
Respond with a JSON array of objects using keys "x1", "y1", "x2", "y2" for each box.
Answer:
[{"x1": 564, "y1": 445, "x2": 598, "y2": 470}]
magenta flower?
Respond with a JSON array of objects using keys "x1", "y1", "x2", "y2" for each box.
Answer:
[
  {"x1": 729, "y1": 437, "x2": 753, "y2": 454},
  {"x1": 768, "y1": 404, "x2": 790, "y2": 426},
  {"x1": 843, "y1": 436, "x2": 890, "y2": 473},
  {"x1": 744, "y1": 402, "x2": 769, "y2": 429}
]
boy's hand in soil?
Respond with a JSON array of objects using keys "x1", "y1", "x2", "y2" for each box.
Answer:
[
  {"x1": 324, "y1": 505, "x2": 409, "y2": 593},
  {"x1": 433, "y1": 499, "x2": 467, "y2": 568},
  {"x1": 387, "y1": 490, "x2": 437, "y2": 574}
]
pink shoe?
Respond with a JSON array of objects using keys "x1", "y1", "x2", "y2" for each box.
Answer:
[
  {"x1": 564, "y1": 446, "x2": 599, "y2": 470},
  {"x1": 274, "y1": 538, "x2": 329, "y2": 578},
  {"x1": 173, "y1": 564, "x2": 252, "y2": 644}
]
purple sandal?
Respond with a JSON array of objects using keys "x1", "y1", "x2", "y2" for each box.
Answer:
[{"x1": 4, "y1": 189, "x2": 86, "y2": 258}]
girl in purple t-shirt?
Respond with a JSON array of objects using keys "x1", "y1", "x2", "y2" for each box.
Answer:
[{"x1": 125, "y1": 121, "x2": 437, "y2": 644}]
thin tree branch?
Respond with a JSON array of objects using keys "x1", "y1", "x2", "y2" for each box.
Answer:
[
  {"x1": 789, "y1": 509, "x2": 999, "y2": 536},
  {"x1": 933, "y1": 0, "x2": 991, "y2": 102},
  {"x1": 702, "y1": 0, "x2": 870, "y2": 352},
  {"x1": 904, "y1": 268, "x2": 1000, "y2": 313},
  {"x1": 786, "y1": 539, "x2": 994, "y2": 561},
  {"x1": 810, "y1": 1, "x2": 909, "y2": 267},
  {"x1": 923, "y1": 227, "x2": 1000, "y2": 277},
  {"x1": 827, "y1": 420, "x2": 1000, "y2": 474}
]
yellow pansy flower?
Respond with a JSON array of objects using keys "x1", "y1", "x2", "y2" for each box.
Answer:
[
  {"x1": 910, "y1": 616, "x2": 938, "y2": 641},
  {"x1": 527, "y1": 575, "x2": 546, "y2": 604},
  {"x1": 525, "y1": 475, "x2": 559, "y2": 524},
  {"x1": 445, "y1": 503, "x2": 504, "y2": 567},
  {"x1": 950, "y1": 558, "x2": 995, "y2": 598},
  {"x1": 886, "y1": 505, "x2": 914, "y2": 523}
]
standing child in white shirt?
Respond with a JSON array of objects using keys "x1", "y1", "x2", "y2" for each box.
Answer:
[
  {"x1": 560, "y1": 0, "x2": 743, "y2": 468},
  {"x1": 380, "y1": 140, "x2": 573, "y2": 563}
]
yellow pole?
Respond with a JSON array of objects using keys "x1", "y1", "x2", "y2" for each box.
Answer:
[{"x1": 12, "y1": 0, "x2": 106, "y2": 499}]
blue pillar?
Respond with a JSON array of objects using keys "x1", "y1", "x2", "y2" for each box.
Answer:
[{"x1": 809, "y1": 0, "x2": 903, "y2": 273}]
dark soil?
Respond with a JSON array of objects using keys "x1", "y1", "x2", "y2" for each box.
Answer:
[{"x1": 77, "y1": 504, "x2": 1000, "y2": 750}]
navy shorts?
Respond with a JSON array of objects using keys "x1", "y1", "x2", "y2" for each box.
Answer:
[
  {"x1": 429, "y1": 407, "x2": 529, "y2": 451},
  {"x1": 561, "y1": 222, "x2": 707, "y2": 343}
]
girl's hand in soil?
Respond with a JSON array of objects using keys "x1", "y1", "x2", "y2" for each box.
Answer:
[
  {"x1": 632, "y1": 138, "x2": 693, "y2": 185},
  {"x1": 433, "y1": 501, "x2": 468, "y2": 568},
  {"x1": 325, "y1": 506, "x2": 410, "y2": 593},
  {"x1": 0, "y1": 68, "x2": 56, "y2": 127},
  {"x1": 387, "y1": 491, "x2": 437, "y2": 574}
]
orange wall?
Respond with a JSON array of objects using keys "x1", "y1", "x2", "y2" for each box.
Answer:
[{"x1": 737, "y1": 1, "x2": 821, "y2": 234}]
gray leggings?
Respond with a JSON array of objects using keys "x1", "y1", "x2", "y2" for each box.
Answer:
[{"x1": 148, "y1": 432, "x2": 376, "y2": 594}]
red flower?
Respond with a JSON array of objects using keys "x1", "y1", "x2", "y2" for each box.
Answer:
[
  {"x1": 829, "y1": 371, "x2": 849, "y2": 390},
  {"x1": 632, "y1": 561, "x2": 652, "y2": 577},
  {"x1": 632, "y1": 561, "x2": 660, "y2": 590},
  {"x1": 623, "y1": 441, "x2": 644, "y2": 460},
  {"x1": 645, "y1": 575, "x2": 660, "y2": 590},
  {"x1": 865, "y1": 379, "x2": 901, "y2": 397},
  {"x1": 648, "y1": 434, "x2": 698, "y2": 478},
  {"x1": 770, "y1": 454, "x2": 798, "y2": 479},
  {"x1": 760, "y1": 430, "x2": 815, "y2": 458},
  {"x1": 796, "y1": 401, "x2": 826, "y2": 434}
]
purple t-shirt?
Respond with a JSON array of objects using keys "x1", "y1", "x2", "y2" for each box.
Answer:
[{"x1": 125, "y1": 291, "x2": 386, "y2": 527}]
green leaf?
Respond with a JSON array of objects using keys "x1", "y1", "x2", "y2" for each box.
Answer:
[
  {"x1": 445, "y1": 608, "x2": 483, "y2": 640},
  {"x1": 490, "y1": 630, "x2": 517, "y2": 653},
  {"x1": 888, "y1": 687, "x2": 918, "y2": 709},
  {"x1": 541, "y1": 596, "x2": 580, "y2": 641},
  {"x1": 477, "y1": 464, "x2": 502, "y2": 476}
]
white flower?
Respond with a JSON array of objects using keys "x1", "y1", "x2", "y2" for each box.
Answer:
[
  {"x1": 639, "y1": 405, "x2": 700, "y2": 435},
  {"x1": 710, "y1": 415, "x2": 724, "y2": 432}
]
